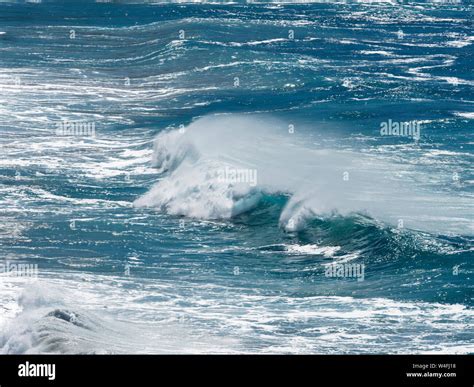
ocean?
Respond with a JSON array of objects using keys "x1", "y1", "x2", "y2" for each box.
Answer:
[{"x1": 0, "y1": 0, "x2": 472, "y2": 354}]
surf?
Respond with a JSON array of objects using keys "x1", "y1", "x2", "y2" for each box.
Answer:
[{"x1": 135, "y1": 114, "x2": 473, "y2": 237}]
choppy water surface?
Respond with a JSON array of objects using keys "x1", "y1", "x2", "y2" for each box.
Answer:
[{"x1": 0, "y1": 1, "x2": 473, "y2": 353}]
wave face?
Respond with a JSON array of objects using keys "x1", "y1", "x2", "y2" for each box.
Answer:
[{"x1": 0, "y1": 1, "x2": 473, "y2": 354}]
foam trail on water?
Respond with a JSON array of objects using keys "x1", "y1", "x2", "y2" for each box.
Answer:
[{"x1": 135, "y1": 115, "x2": 473, "y2": 236}]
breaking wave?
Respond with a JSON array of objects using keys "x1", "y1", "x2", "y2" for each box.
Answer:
[{"x1": 135, "y1": 115, "x2": 473, "y2": 236}]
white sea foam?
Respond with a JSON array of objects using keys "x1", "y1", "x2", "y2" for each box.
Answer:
[
  {"x1": 454, "y1": 112, "x2": 474, "y2": 119},
  {"x1": 286, "y1": 244, "x2": 341, "y2": 257},
  {"x1": 0, "y1": 279, "x2": 240, "y2": 354},
  {"x1": 359, "y1": 50, "x2": 394, "y2": 56},
  {"x1": 136, "y1": 115, "x2": 473, "y2": 236},
  {"x1": 2, "y1": 277, "x2": 472, "y2": 354}
]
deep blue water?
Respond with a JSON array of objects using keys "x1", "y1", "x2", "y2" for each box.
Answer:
[{"x1": 0, "y1": 1, "x2": 472, "y2": 354}]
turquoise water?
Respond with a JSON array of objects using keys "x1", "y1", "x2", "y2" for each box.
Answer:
[{"x1": 0, "y1": 1, "x2": 472, "y2": 353}]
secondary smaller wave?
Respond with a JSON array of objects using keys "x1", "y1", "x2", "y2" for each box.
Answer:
[{"x1": 0, "y1": 280, "x2": 238, "y2": 354}]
